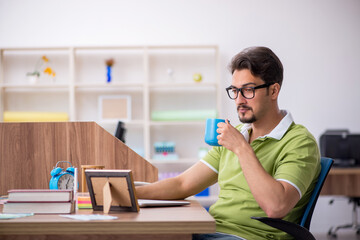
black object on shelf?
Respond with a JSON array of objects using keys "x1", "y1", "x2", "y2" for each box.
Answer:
[{"x1": 115, "y1": 121, "x2": 126, "y2": 143}]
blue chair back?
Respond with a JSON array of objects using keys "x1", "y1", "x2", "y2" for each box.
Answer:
[{"x1": 300, "y1": 157, "x2": 333, "y2": 229}]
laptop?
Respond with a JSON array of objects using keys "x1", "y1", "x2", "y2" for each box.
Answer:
[{"x1": 138, "y1": 199, "x2": 190, "y2": 208}]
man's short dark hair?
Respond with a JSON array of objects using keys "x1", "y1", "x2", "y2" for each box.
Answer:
[{"x1": 229, "y1": 46, "x2": 284, "y2": 87}]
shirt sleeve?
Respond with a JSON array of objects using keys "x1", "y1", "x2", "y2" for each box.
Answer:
[
  {"x1": 201, "y1": 124, "x2": 246, "y2": 174},
  {"x1": 201, "y1": 146, "x2": 222, "y2": 173},
  {"x1": 273, "y1": 133, "x2": 320, "y2": 198}
]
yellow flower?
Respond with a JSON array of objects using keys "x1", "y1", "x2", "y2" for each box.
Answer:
[
  {"x1": 44, "y1": 67, "x2": 55, "y2": 77},
  {"x1": 42, "y1": 56, "x2": 49, "y2": 62}
]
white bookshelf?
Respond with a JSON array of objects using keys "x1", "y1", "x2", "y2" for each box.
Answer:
[{"x1": 0, "y1": 45, "x2": 221, "y2": 204}]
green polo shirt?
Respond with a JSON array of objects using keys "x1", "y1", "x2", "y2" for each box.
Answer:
[{"x1": 201, "y1": 112, "x2": 320, "y2": 240}]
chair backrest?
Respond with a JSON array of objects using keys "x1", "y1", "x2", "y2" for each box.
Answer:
[{"x1": 300, "y1": 157, "x2": 333, "y2": 229}]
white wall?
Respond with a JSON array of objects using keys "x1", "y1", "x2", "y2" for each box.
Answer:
[
  {"x1": 1, "y1": 0, "x2": 360, "y2": 139},
  {"x1": 1, "y1": 0, "x2": 360, "y2": 234}
]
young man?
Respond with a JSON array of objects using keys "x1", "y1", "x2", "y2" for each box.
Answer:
[{"x1": 136, "y1": 46, "x2": 320, "y2": 240}]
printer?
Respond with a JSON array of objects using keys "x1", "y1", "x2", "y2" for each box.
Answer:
[{"x1": 320, "y1": 129, "x2": 360, "y2": 167}]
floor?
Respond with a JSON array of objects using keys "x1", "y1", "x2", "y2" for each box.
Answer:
[{"x1": 314, "y1": 229, "x2": 360, "y2": 240}]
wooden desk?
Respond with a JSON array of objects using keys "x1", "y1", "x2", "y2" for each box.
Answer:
[
  {"x1": 0, "y1": 201, "x2": 215, "y2": 240},
  {"x1": 321, "y1": 168, "x2": 360, "y2": 197}
]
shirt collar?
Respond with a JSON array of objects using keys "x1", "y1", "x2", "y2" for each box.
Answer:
[{"x1": 240, "y1": 110, "x2": 293, "y2": 142}]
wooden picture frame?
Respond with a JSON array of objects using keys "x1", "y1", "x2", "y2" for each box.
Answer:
[
  {"x1": 98, "y1": 95, "x2": 131, "y2": 122},
  {"x1": 85, "y1": 169, "x2": 139, "y2": 213}
]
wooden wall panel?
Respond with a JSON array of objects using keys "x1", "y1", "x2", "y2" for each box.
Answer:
[{"x1": 0, "y1": 122, "x2": 158, "y2": 195}]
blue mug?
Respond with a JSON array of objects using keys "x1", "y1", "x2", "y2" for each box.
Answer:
[{"x1": 205, "y1": 118, "x2": 226, "y2": 146}]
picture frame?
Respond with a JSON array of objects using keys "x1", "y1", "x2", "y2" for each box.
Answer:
[
  {"x1": 85, "y1": 169, "x2": 139, "y2": 213},
  {"x1": 98, "y1": 95, "x2": 131, "y2": 122}
]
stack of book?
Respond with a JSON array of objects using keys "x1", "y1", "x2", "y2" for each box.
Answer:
[{"x1": 2, "y1": 189, "x2": 74, "y2": 214}]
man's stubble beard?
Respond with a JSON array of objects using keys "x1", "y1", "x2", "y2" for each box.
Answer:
[{"x1": 237, "y1": 105, "x2": 257, "y2": 123}]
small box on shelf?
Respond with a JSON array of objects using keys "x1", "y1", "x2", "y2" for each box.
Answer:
[{"x1": 152, "y1": 141, "x2": 179, "y2": 161}]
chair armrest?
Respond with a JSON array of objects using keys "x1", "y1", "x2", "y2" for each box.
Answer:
[{"x1": 251, "y1": 217, "x2": 316, "y2": 240}]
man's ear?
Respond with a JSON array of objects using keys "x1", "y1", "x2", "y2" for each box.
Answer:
[{"x1": 271, "y1": 83, "x2": 281, "y2": 100}]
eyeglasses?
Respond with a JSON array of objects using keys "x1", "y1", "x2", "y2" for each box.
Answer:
[{"x1": 225, "y1": 83, "x2": 274, "y2": 100}]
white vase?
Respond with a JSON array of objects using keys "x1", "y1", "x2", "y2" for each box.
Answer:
[{"x1": 28, "y1": 75, "x2": 38, "y2": 84}]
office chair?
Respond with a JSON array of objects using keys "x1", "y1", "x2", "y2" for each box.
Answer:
[
  {"x1": 252, "y1": 157, "x2": 334, "y2": 240},
  {"x1": 328, "y1": 197, "x2": 360, "y2": 237}
]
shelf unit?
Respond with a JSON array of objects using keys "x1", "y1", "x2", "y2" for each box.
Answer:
[
  {"x1": 0, "y1": 46, "x2": 221, "y2": 203},
  {"x1": 1, "y1": 45, "x2": 220, "y2": 159}
]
